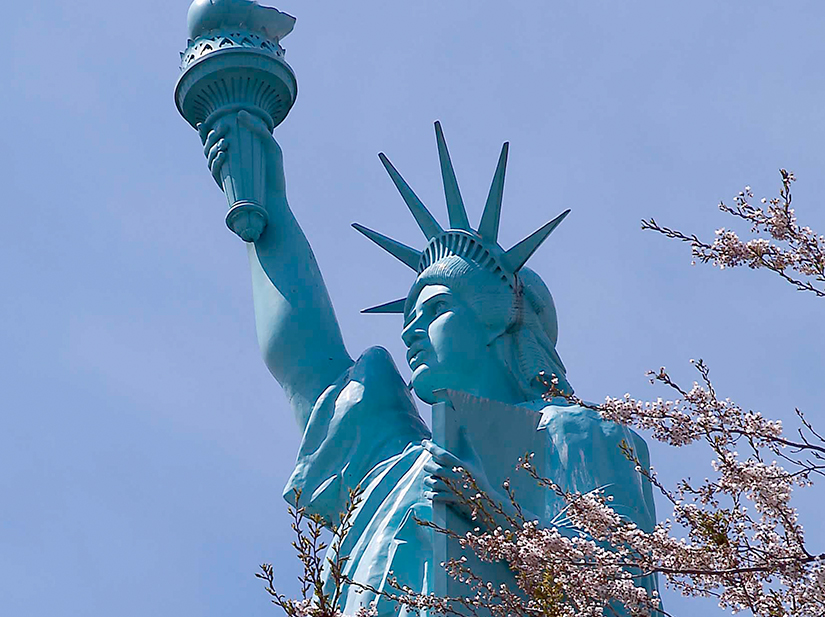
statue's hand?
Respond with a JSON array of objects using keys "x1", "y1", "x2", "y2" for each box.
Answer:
[
  {"x1": 199, "y1": 118, "x2": 227, "y2": 187},
  {"x1": 197, "y1": 110, "x2": 284, "y2": 193},
  {"x1": 422, "y1": 430, "x2": 497, "y2": 523}
]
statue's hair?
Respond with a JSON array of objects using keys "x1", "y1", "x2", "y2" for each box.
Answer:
[{"x1": 404, "y1": 255, "x2": 572, "y2": 401}]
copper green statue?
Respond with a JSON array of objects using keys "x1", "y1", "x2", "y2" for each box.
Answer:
[{"x1": 175, "y1": 2, "x2": 661, "y2": 615}]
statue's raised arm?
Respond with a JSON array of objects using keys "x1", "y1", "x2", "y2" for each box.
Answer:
[
  {"x1": 205, "y1": 113, "x2": 353, "y2": 427},
  {"x1": 176, "y1": 0, "x2": 352, "y2": 427}
]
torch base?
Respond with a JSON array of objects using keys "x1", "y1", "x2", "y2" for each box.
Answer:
[{"x1": 226, "y1": 201, "x2": 268, "y2": 243}]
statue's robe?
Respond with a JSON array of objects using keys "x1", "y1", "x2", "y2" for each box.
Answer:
[{"x1": 284, "y1": 347, "x2": 660, "y2": 616}]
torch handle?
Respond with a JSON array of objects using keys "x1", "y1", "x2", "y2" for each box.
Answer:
[{"x1": 205, "y1": 106, "x2": 273, "y2": 242}]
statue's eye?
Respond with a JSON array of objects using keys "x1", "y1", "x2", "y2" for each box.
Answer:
[{"x1": 432, "y1": 300, "x2": 449, "y2": 315}]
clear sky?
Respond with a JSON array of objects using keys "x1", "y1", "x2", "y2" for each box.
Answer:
[{"x1": 3, "y1": 1, "x2": 824, "y2": 615}]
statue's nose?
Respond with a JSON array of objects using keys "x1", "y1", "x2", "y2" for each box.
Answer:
[{"x1": 401, "y1": 316, "x2": 426, "y2": 347}]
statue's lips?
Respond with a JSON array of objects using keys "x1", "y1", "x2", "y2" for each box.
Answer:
[{"x1": 407, "y1": 345, "x2": 429, "y2": 370}]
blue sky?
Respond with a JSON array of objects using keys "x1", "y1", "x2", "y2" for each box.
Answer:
[{"x1": 3, "y1": 1, "x2": 824, "y2": 615}]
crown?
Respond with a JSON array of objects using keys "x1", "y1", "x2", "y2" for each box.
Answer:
[{"x1": 354, "y1": 122, "x2": 570, "y2": 314}]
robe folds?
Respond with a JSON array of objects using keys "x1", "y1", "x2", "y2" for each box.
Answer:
[{"x1": 284, "y1": 347, "x2": 660, "y2": 616}]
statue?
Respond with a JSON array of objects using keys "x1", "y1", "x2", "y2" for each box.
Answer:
[{"x1": 175, "y1": 2, "x2": 661, "y2": 615}]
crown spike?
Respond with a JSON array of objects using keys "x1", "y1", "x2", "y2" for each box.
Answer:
[
  {"x1": 361, "y1": 298, "x2": 407, "y2": 314},
  {"x1": 434, "y1": 121, "x2": 470, "y2": 231},
  {"x1": 502, "y1": 209, "x2": 571, "y2": 272},
  {"x1": 379, "y1": 152, "x2": 443, "y2": 240},
  {"x1": 352, "y1": 223, "x2": 421, "y2": 271},
  {"x1": 479, "y1": 142, "x2": 509, "y2": 243}
]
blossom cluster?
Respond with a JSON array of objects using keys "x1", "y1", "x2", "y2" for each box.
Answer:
[{"x1": 642, "y1": 170, "x2": 825, "y2": 297}]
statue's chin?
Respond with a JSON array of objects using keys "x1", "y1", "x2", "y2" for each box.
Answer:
[
  {"x1": 410, "y1": 365, "x2": 467, "y2": 405},
  {"x1": 410, "y1": 366, "x2": 439, "y2": 405},
  {"x1": 412, "y1": 384, "x2": 438, "y2": 405}
]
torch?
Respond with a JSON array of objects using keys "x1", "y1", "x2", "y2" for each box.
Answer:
[{"x1": 175, "y1": 0, "x2": 297, "y2": 242}]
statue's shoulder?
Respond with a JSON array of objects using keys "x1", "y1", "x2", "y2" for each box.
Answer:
[
  {"x1": 538, "y1": 401, "x2": 653, "y2": 466},
  {"x1": 536, "y1": 400, "x2": 602, "y2": 432},
  {"x1": 354, "y1": 345, "x2": 399, "y2": 369},
  {"x1": 535, "y1": 401, "x2": 653, "y2": 484},
  {"x1": 328, "y1": 346, "x2": 423, "y2": 428},
  {"x1": 348, "y1": 346, "x2": 408, "y2": 393},
  {"x1": 536, "y1": 401, "x2": 646, "y2": 450}
]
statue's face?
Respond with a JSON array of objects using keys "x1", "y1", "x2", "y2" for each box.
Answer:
[{"x1": 401, "y1": 284, "x2": 496, "y2": 404}]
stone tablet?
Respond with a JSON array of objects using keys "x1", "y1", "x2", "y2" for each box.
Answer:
[{"x1": 432, "y1": 390, "x2": 546, "y2": 611}]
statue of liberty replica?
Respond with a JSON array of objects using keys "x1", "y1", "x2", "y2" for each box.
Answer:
[{"x1": 175, "y1": 1, "x2": 660, "y2": 614}]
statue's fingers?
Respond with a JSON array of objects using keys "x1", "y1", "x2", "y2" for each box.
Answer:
[
  {"x1": 425, "y1": 489, "x2": 459, "y2": 504},
  {"x1": 203, "y1": 129, "x2": 217, "y2": 156},
  {"x1": 423, "y1": 461, "x2": 460, "y2": 482},
  {"x1": 211, "y1": 151, "x2": 226, "y2": 183},
  {"x1": 202, "y1": 124, "x2": 228, "y2": 157},
  {"x1": 207, "y1": 138, "x2": 227, "y2": 167},
  {"x1": 422, "y1": 439, "x2": 449, "y2": 459},
  {"x1": 206, "y1": 139, "x2": 222, "y2": 166},
  {"x1": 425, "y1": 473, "x2": 457, "y2": 487},
  {"x1": 422, "y1": 440, "x2": 462, "y2": 469},
  {"x1": 202, "y1": 131, "x2": 212, "y2": 156},
  {"x1": 427, "y1": 477, "x2": 458, "y2": 494},
  {"x1": 423, "y1": 461, "x2": 449, "y2": 475},
  {"x1": 237, "y1": 110, "x2": 270, "y2": 138},
  {"x1": 211, "y1": 149, "x2": 226, "y2": 170}
]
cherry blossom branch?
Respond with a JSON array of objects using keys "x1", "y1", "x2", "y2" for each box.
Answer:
[
  {"x1": 257, "y1": 488, "x2": 376, "y2": 617},
  {"x1": 642, "y1": 170, "x2": 825, "y2": 297}
]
